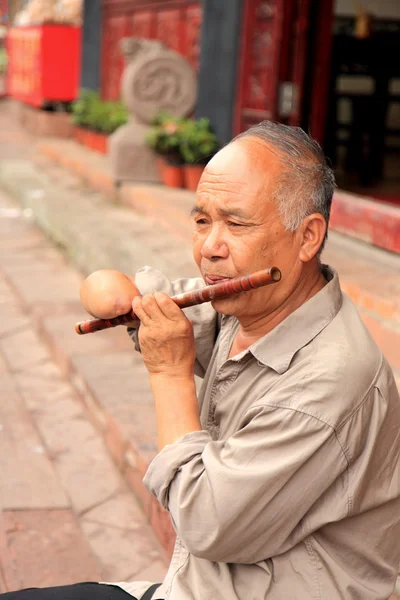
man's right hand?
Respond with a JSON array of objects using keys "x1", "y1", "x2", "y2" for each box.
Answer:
[{"x1": 80, "y1": 269, "x2": 141, "y2": 320}]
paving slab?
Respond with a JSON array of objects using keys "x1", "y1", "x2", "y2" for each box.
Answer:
[
  {"x1": 0, "y1": 303, "x2": 30, "y2": 338},
  {"x1": 0, "y1": 373, "x2": 69, "y2": 510},
  {"x1": 0, "y1": 328, "x2": 53, "y2": 373},
  {"x1": 82, "y1": 492, "x2": 149, "y2": 532},
  {"x1": 80, "y1": 520, "x2": 165, "y2": 582},
  {"x1": 54, "y1": 435, "x2": 123, "y2": 515},
  {"x1": 2, "y1": 510, "x2": 102, "y2": 589}
]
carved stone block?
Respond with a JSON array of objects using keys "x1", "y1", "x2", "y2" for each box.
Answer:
[
  {"x1": 109, "y1": 37, "x2": 197, "y2": 184},
  {"x1": 109, "y1": 122, "x2": 161, "y2": 183}
]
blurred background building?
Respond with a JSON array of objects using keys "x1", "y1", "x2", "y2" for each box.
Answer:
[
  {"x1": 2, "y1": 0, "x2": 400, "y2": 243},
  {"x1": 78, "y1": 0, "x2": 400, "y2": 201}
]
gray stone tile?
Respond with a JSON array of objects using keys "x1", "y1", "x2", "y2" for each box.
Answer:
[
  {"x1": 81, "y1": 520, "x2": 165, "y2": 582},
  {"x1": 0, "y1": 329, "x2": 52, "y2": 372},
  {"x1": 0, "y1": 376, "x2": 69, "y2": 509},
  {"x1": 83, "y1": 492, "x2": 148, "y2": 531},
  {"x1": 3, "y1": 509, "x2": 102, "y2": 587}
]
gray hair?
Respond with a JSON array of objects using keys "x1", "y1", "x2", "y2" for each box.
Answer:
[{"x1": 233, "y1": 121, "x2": 336, "y2": 252}]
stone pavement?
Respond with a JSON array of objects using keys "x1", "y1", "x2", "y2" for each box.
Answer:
[
  {"x1": 0, "y1": 99, "x2": 399, "y2": 597},
  {"x1": 0, "y1": 190, "x2": 169, "y2": 591}
]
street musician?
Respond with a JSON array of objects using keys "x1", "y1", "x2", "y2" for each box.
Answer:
[{"x1": 4, "y1": 121, "x2": 400, "y2": 600}]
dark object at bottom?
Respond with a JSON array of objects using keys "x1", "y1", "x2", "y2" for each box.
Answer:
[
  {"x1": 0, "y1": 582, "x2": 161, "y2": 600},
  {"x1": 141, "y1": 584, "x2": 161, "y2": 600}
]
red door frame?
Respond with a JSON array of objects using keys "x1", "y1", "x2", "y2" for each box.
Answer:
[
  {"x1": 234, "y1": 0, "x2": 290, "y2": 135},
  {"x1": 307, "y1": 0, "x2": 335, "y2": 143},
  {"x1": 234, "y1": 0, "x2": 335, "y2": 143},
  {"x1": 287, "y1": 0, "x2": 312, "y2": 127}
]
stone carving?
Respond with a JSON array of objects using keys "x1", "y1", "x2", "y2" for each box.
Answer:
[{"x1": 109, "y1": 37, "x2": 197, "y2": 184}]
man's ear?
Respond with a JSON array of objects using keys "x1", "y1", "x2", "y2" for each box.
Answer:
[{"x1": 299, "y1": 213, "x2": 327, "y2": 262}]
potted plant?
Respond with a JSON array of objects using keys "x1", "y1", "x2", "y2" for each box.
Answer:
[
  {"x1": 180, "y1": 118, "x2": 219, "y2": 191},
  {"x1": 71, "y1": 89, "x2": 97, "y2": 145},
  {"x1": 146, "y1": 113, "x2": 185, "y2": 188},
  {"x1": 0, "y1": 47, "x2": 7, "y2": 98},
  {"x1": 71, "y1": 91, "x2": 128, "y2": 154}
]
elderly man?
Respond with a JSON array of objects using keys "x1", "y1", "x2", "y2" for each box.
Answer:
[{"x1": 4, "y1": 122, "x2": 400, "y2": 600}]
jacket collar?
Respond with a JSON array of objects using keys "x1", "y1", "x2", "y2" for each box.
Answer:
[{"x1": 228, "y1": 266, "x2": 343, "y2": 374}]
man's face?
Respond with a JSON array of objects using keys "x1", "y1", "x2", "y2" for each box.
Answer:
[{"x1": 192, "y1": 138, "x2": 305, "y2": 323}]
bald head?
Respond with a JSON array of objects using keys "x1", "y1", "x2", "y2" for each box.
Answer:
[
  {"x1": 202, "y1": 137, "x2": 282, "y2": 199},
  {"x1": 227, "y1": 121, "x2": 336, "y2": 252}
]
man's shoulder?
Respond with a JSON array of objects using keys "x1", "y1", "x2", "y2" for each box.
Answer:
[{"x1": 286, "y1": 300, "x2": 392, "y2": 429}]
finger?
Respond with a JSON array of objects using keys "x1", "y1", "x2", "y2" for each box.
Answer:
[
  {"x1": 153, "y1": 292, "x2": 187, "y2": 321},
  {"x1": 140, "y1": 293, "x2": 166, "y2": 321},
  {"x1": 132, "y1": 295, "x2": 151, "y2": 326}
]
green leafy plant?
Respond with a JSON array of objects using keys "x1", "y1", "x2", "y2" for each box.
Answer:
[
  {"x1": 179, "y1": 117, "x2": 219, "y2": 165},
  {"x1": 71, "y1": 90, "x2": 128, "y2": 134},
  {"x1": 71, "y1": 89, "x2": 98, "y2": 126},
  {"x1": 145, "y1": 113, "x2": 220, "y2": 166},
  {"x1": 145, "y1": 113, "x2": 185, "y2": 164},
  {"x1": 0, "y1": 47, "x2": 7, "y2": 74}
]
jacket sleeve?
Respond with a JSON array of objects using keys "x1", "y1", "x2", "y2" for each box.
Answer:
[
  {"x1": 127, "y1": 266, "x2": 220, "y2": 377},
  {"x1": 143, "y1": 402, "x2": 349, "y2": 564}
]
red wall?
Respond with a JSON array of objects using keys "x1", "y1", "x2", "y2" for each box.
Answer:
[{"x1": 101, "y1": 0, "x2": 202, "y2": 101}]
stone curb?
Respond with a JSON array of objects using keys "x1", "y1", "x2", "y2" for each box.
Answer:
[
  {"x1": 37, "y1": 139, "x2": 400, "y2": 327},
  {"x1": 331, "y1": 190, "x2": 400, "y2": 255}
]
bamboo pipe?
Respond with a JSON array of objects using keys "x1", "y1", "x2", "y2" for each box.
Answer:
[{"x1": 75, "y1": 267, "x2": 281, "y2": 335}]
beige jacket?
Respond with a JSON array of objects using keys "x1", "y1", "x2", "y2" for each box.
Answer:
[{"x1": 109, "y1": 265, "x2": 400, "y2": 600}]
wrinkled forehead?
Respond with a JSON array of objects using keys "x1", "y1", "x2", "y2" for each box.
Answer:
[{"x1": 198, "y1": 138, "x2": 283, "y2": 198}]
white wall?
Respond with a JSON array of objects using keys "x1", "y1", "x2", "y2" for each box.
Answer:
[{"x1": 335, "y1": 0, "x2": 400, "y2": 19}]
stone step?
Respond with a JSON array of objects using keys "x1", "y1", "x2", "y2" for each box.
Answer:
[
  {"x1": 37, "y1": 138, "x2": 400, "y2": 322},
  {"x1": 0, "y1": 152, "x2": 398, "y2": 558},
  {"x1": 37, "y1": 139, "x2": 400, "y2": 384},
  {"x1": 330, "y1": 190, "x2": 400, "y2": 255},
  {"x1": 1, "y1": 153, "x2": 399, "y2": 377},
  {"x1": 37, "y1": 137, "x2": 400, "y2": 256}
]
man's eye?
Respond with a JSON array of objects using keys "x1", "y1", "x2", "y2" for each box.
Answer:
[
  {"x1": 227, "y1": 221, "x2": 243, "y2": 227},
  {"x1": 195, "y1": 218, "x2": 208, "y2": 225}
]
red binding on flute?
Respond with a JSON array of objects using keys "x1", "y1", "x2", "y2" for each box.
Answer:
[{"x1": 75, "y1": 267, "x2": 281, "y2": 335}]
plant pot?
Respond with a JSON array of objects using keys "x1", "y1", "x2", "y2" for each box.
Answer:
[
  {"x1": 95, "y1": 132, "x2": 108, "y2": 154},
  {"x1": 158, "y1": 158, "x2": 184, "y2": 188},
  {"x1": 91, "y1": 131, "x2": 108, "y2": 154},
  {"x1": 74, "y1": 127, "x2": 108, "y2": 154},
  {"x1": 183, "y1": 164, "x2": 205, "y2": 191},
  {"x1": 74, "y1": 126, "x2": 88, "y2": 145}
]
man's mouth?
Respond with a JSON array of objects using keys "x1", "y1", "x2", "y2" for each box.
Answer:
[{"x1": 204, "y1": 275, "x2": 233, "y2": 285}]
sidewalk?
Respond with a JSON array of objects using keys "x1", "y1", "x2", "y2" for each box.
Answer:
[
  {"x1": 0, "y1": 99, "x2": 399, "y2": 597},
  {"x1": 0, "y1": 190, "x2": 168, "y2": 591}
]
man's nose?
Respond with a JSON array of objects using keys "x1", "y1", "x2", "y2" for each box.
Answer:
[{"x1": 200, "y1": 225, "x2": 229, "y2": 260}]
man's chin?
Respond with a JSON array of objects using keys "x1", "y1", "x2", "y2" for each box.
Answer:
[{"x1": 210, "y1": 294, "x2": 243, "y2": 315}]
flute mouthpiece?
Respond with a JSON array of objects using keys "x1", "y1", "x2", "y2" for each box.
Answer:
[{"x1": 271, "y1": 267, "x2": 281, "y2": 281}]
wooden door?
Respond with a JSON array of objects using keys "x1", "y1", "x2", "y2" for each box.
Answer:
[
  {"x1": 234, "y1": 0, "x2": 293, "y2": 134},
  {"x1": 234, "y1": 0, "x2": 335, "y2": 143}
]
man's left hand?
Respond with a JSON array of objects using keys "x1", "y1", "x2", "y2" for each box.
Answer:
[{"x1": 132, "y1": 292, "x2": 196, "y2": 378}]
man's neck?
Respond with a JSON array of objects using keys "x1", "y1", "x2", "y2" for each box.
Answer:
[{"x1": 230, "y1": 268, "x2": 327, "y2": 356}]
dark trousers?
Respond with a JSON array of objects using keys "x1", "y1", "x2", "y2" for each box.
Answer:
[{"x1": 0, "y1": 583, "x2": 161, "y2": 600}]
